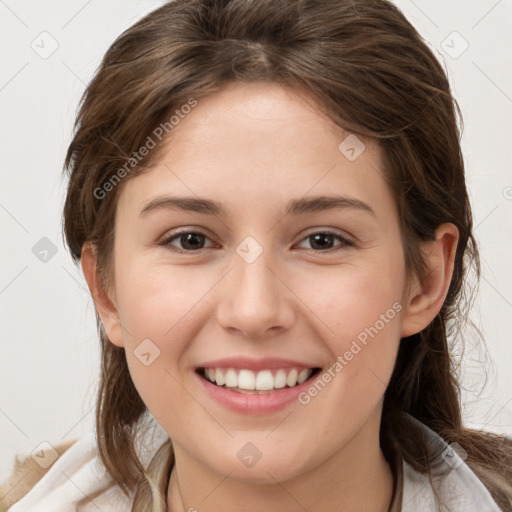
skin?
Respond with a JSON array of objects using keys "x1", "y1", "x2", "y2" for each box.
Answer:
[{"x1": 82, "y1": 81, "x2": 458, "y2": 512}]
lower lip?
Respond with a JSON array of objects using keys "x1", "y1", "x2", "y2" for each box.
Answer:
[{"x1": 195, "y1": 371, "x2": 318, "y2": 415}]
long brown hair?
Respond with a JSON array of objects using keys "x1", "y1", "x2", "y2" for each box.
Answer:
[{"x1": 62, "y1": 0, "x2": 512, "y2": 509}]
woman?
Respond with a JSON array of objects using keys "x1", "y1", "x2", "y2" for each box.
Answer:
[{"x1": 3, "y1": 0, "x2": 511, "y2": 510}]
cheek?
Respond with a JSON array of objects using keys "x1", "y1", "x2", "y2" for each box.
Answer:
[
  {"x1": 298, "y1": 255, "x2": 405, "y2": 345},
  {"x1": 112, "y1": 262, "x2": 225, "y2": 413},
  {"x1": 111, "y1": 266, "x2": 195, "y2": 396},
  {"x1": 293, "y1": 252, "x2": 405, "y2": 401},
  {"x1": 294, "y1": 273, "x2": 403, "y2": 447},
  {"x1": 115, "y1": 262, "x2": 209, "y2": 343},
  {"x1": 116, "y1": 267, "x2": 202, "y2": 420}
]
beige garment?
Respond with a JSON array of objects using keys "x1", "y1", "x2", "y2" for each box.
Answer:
[
  {"x1": 132, "y1": 440, "x2": 404, "y2": 512},
  {"x1": 4, "y1": 417, "x2": 503, "y2": 512},
  {"x1": 0, "y1": 439, "x2": 78, "y2": 510}
]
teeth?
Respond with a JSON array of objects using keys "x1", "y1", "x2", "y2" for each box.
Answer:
[
  {"x1": 255, "y1": 370, "x2": 274, "y2": 391},
  {"x1": 203, "y1": 367, "x2": 315, "y2": 391},
  {"x1": 215, "y1": 368, "x2": 225, "y2": 386},
  {"x1": 297, "y1": 369, "x2": 311, "y2": 384},
  {"x1": 274, "y1": 369, "x2": 287, "y2": 389},
  {"x1": 238, "y1": 369, "x2": 256, "y2": 390},
  {"x1": 286, "y1": 369, "x2": 298, "y2": 387},
  {"x1": 225, "y1": 368, "x2": 238, "y2": 387}
]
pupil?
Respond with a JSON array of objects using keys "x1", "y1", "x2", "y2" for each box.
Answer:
[
  {"x1": 179, "y1": 233, "x2": 334, "y2": 251},
  {"x1": 183, "y1": 233, "x2": 203, "y2": 250},
  {"x1": 311, "y1": 233, "x2": 333, "y2": 250}
]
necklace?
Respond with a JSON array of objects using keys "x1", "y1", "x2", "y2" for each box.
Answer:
[
  {"x1": 168, "y1": 466, "x2": 401, "y2": 512},
  {"x1": 167, "y1": 466, "x2": 186, "y2": 512}
]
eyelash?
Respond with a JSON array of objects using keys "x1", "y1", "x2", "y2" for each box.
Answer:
[{"x1": 158, "y1": 229, "x2": 354, "y2": 254}]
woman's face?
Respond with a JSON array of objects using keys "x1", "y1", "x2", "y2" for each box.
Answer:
[{"x1": 106, "y1": 81, "x2": 410, "y2": 483}]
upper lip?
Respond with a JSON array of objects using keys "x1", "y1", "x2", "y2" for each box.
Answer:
[{"x1": 197, "y1": 357, "x2": 321, "y2": 372}]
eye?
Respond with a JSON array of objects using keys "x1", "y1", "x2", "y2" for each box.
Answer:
[
  {"x1": 159, "y1": 230, "x2": 216, "y2": 253},
  {"x1": 296, "y1": 230, "x2": 353, "y2": 252},
  {"x1": 159, "y1": 229, "x2": 353, "y2": 254}
]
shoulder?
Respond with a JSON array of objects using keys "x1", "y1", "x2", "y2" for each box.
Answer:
[
  {"x1": 0, "y1": 438, "x2": 78, "y2": 510},
  {"x1": 1, "y1": 422, "x2": 170, "y2": 512},
  {"x1": 0, "y1": 433, "x2": 133, "y2": 512},
  {"x1": 400, "y1": 417, "x2": 503, "y2": 511}
]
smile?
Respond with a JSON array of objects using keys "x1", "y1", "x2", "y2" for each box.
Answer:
[{"x1": 198, "y1": 367, "x2": 321, "y2": 393}]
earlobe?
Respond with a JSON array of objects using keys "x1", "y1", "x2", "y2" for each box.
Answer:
[
  {"x1": 80, "y1": 242, "x2": 125, "y2": 348},
  {"x1": 400, "y1": 223, "x2": 459, "y2": 338}
]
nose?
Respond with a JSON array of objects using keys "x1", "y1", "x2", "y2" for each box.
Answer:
[{"x1": 215, "y1": 244, "x2": 295, "y2": 339}]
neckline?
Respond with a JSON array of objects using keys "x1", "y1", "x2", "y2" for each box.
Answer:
[
  {"x1": 134, "y1": 416, "x2": 501, "y2": 512},
  {"x1": 143, "y1": 440, "x2": 405, "y2": 512}
]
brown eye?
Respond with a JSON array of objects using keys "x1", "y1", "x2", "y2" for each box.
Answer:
[
  {"x1": 160, "y1": 231, "x2": 214, "y2": 253},
  {"x1": 297, "y1": 231, "x2": 353, "y2": 252}
]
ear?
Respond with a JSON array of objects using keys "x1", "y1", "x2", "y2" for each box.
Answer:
[
  {"x1": 81, "y1": 242, "x2": 124, "y2": 347},
  {"x1": 400, "y1": 223, "x2": 459, "y2": 338}
]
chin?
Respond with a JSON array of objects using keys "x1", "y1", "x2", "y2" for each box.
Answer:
[{"x1": 199, "y1": 445, "x2": 314, "y2": 485}]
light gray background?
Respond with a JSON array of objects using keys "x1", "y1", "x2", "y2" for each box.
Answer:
[{"x1": 1, "y1": 0, "x2": 511, "y2": 483}]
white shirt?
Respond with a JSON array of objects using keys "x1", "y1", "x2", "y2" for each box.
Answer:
[{"x1": 8, "y1": 417, "x2": 502, "y2": 511}]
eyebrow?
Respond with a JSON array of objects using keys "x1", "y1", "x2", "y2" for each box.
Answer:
[{"x1": 139, "y1": 194, "x2": 376, "y2": 218}]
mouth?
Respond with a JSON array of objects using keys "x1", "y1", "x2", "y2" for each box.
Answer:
[{"x1": 196, "y1": 366, "x2": 322, "y2": 394}]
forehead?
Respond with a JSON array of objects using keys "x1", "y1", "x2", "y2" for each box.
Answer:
[{"x1": 118, "y1": 81, "x2": 393, "y2": 221}]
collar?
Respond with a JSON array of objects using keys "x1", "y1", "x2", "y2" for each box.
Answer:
[
  {"x1": 8, "y1": 415, "x2": 502, "y2": 511},
  {"x1": 397, "y1": 414, "x2": 501, "y2": 511}
]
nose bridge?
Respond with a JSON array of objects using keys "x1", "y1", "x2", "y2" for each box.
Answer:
[
  {"x1": 215, "y1": 234, "x2": 294, "y2": 336},
  {"x1": 233, "y1": 234, "x2": 279, "y2": 307},
  {"x1": 239, "y1": 243, "x2": 274, "y2": 294}
]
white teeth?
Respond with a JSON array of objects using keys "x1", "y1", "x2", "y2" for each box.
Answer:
[
  {"x1": 274, "y1": 369, "x2": 287, "y2": 389},
  {"x1": 225, "y1": 368, "x2": 238, "y2": 387},
  {"x1": 297, "y1": 368, "x2": 310, "y2": 385},
  {"x1": 215, "y1": 368, "x2": 225, "y2": 386},
  {"x1": 238, "y1": 369, "x2": 256, "y2": 390},
  {"x1": 255, "y1": 370, "x2": 274, "y2": 391},
  {"x1": 203, "y1": 367, "x2": 314, "y2": 391},
  {"x1": 286, "y1": 369, "x2": 298, "y2": 387}
]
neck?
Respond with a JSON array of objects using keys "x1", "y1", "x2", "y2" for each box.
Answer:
[{"x1": 166, "y1": 413, "x2": 394, "y2": 512}]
